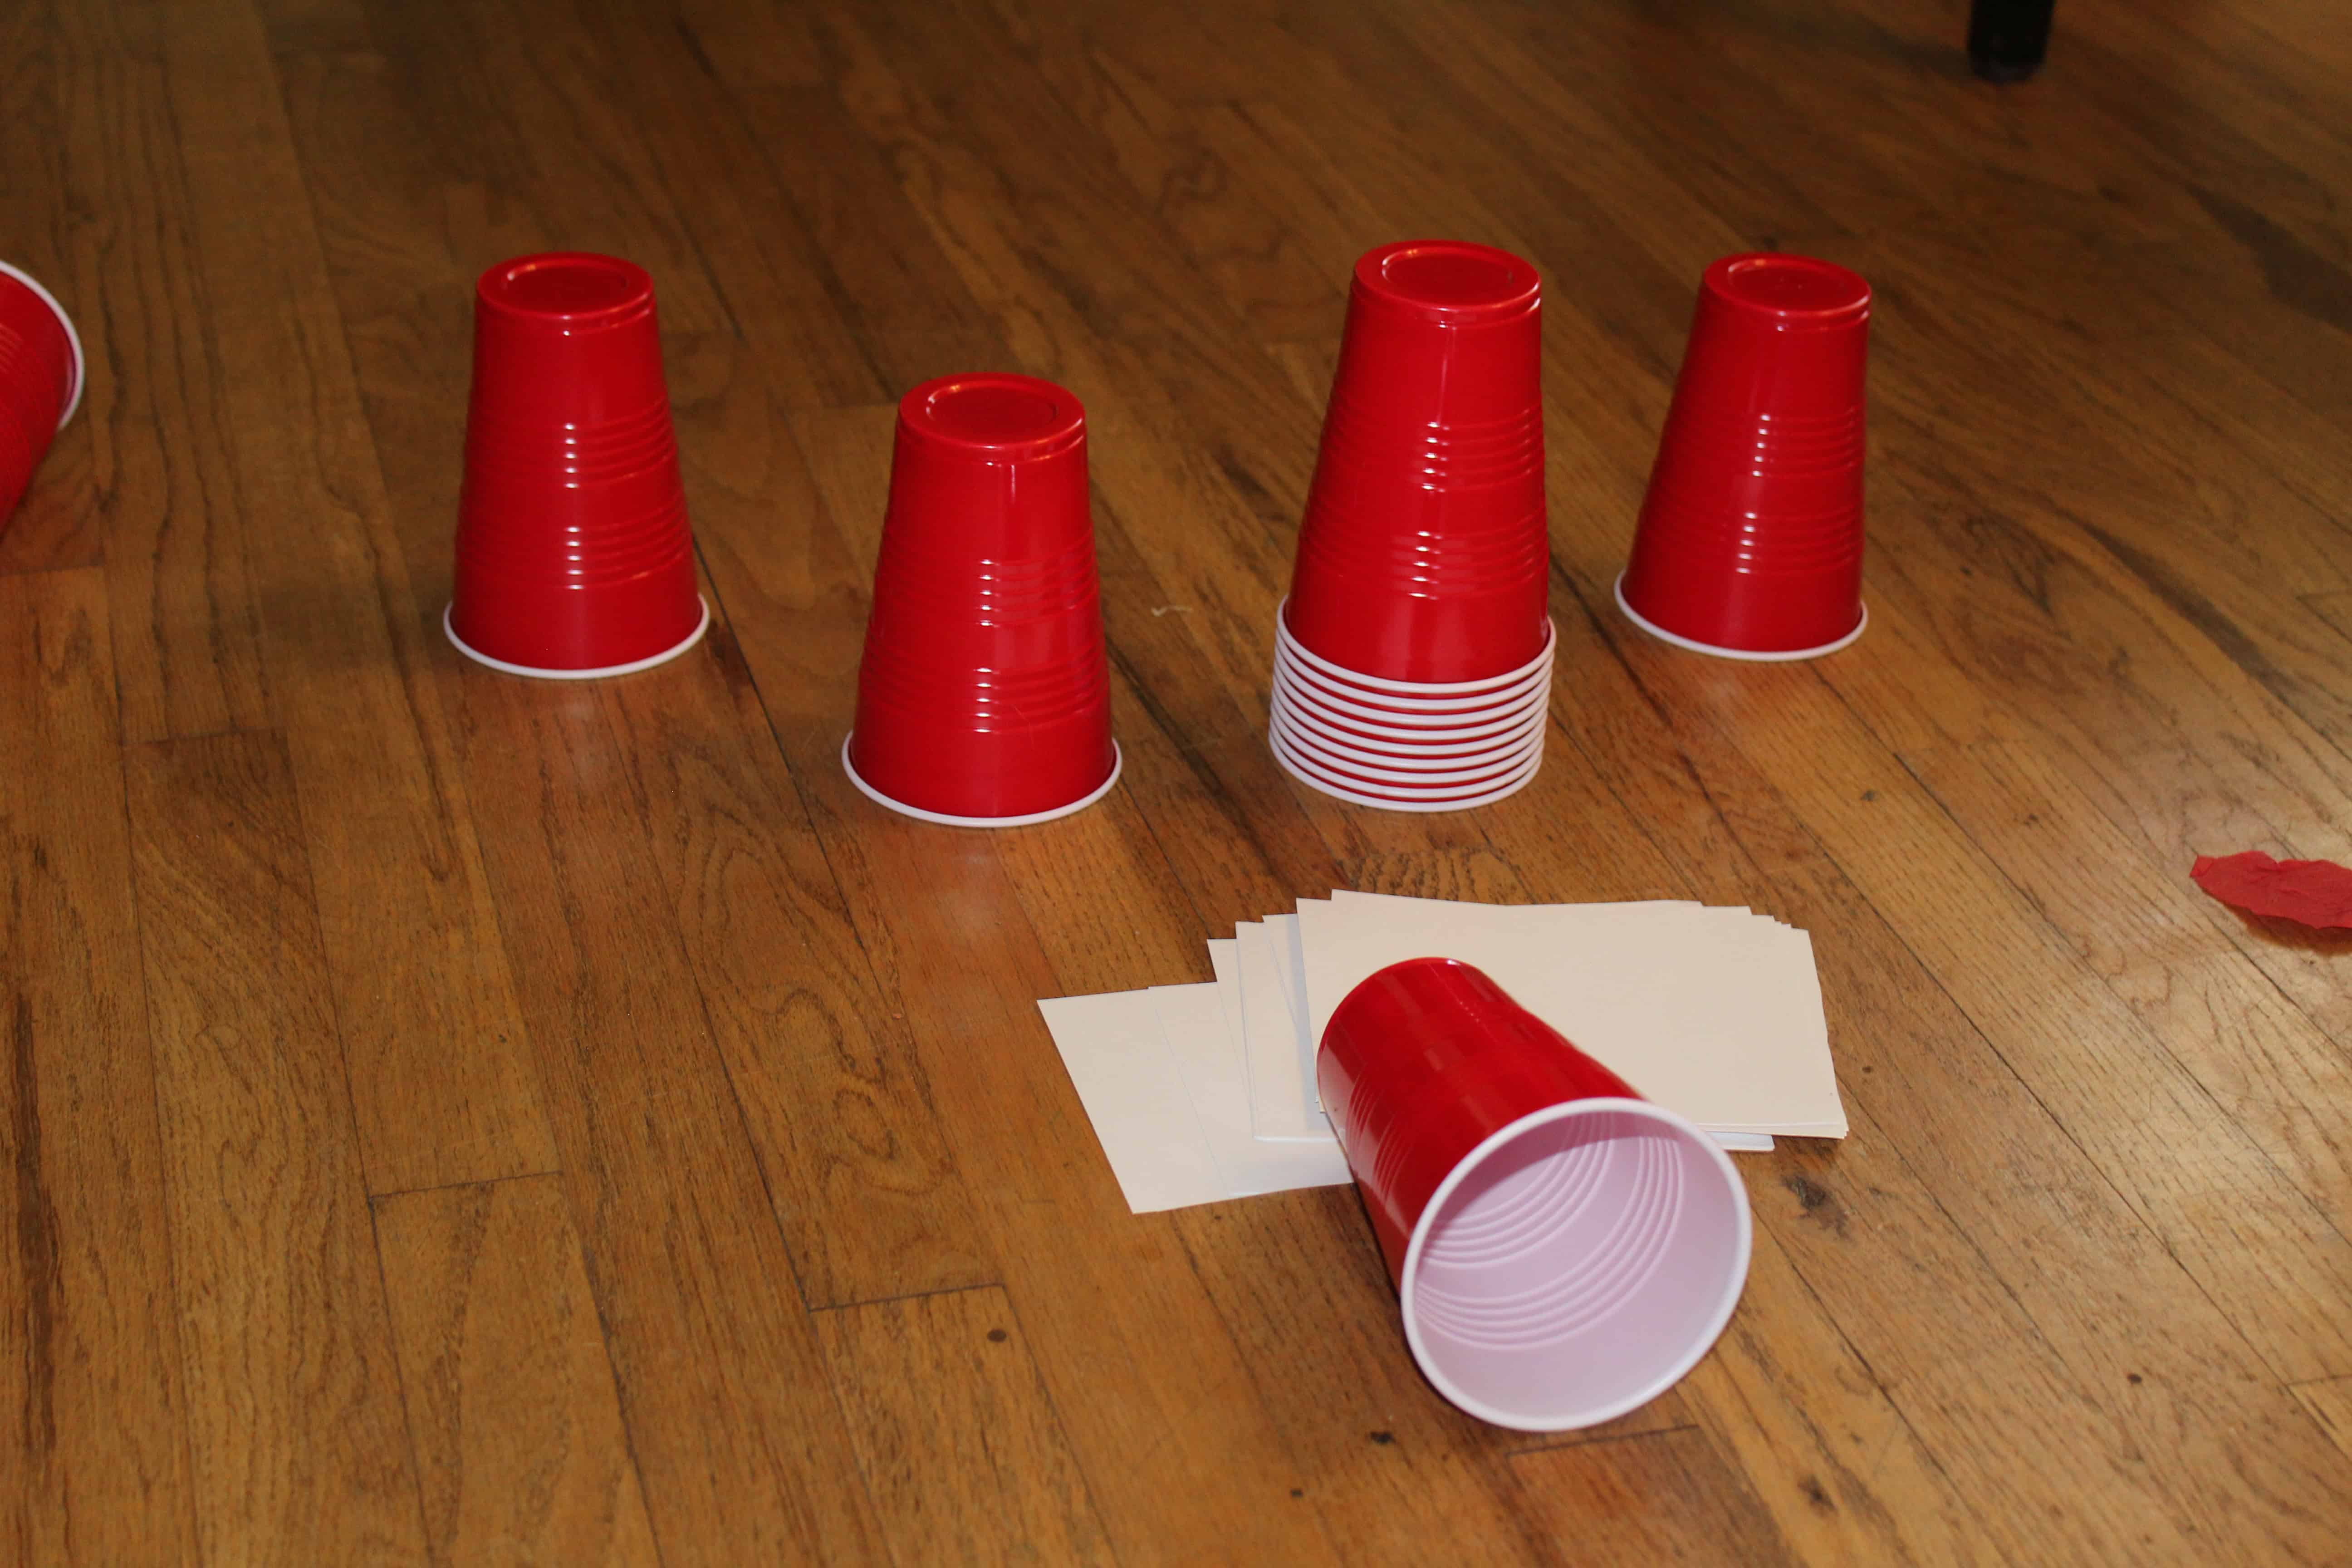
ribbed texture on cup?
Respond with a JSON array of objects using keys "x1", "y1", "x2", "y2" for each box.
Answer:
[
  {"x1": 449, "y1": 253, "x2": 701, "y2": 671},
  {"x1": 1622, "y1": 252, "x2": 1870, "y2": 655},
  {"x1": 1411, "y1": 1126, "x2": 1683, "y2": 1349},
  {"x1": 868, "y1": 536, "x2": 1102, "y2": 627},
  {"x1": 848, "y1": 373, "x2": 1116, "y2": 820},
  {"x1": 1314, "y1": 958, "x2": 1750, "y2": 1429},
  {"x1": 1284, "y1": 241, "x2": 1552, "y2": 684}
]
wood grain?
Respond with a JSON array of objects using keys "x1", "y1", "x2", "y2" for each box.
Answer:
[
  {"x1": 156, "y1": 0, "x2": 557, "y2": 1196},
  {"x1": 4, "y1": 0, "x2": 2352, "y2": 1559},
  {"x1": 0, "y1": 2, "x2": 100, "y2": 579},
  {"x1": 1509, "y1": 1428, "x2": 1795, "y2": 1568},
  {"x1": 125, "y1": 729, "x2": 426, "y2": 1564},
  {"x1": 816, "y1": 1286, "x2": 1115, "y2": 1567},
  {"x1": 0, "y1": 571, "x2": 199, "y2": 1564},
  {"x1": 52, "y1": 0, "x2": 272, "y2": 740},
  {"x1": 372, "y1": 1175, "x2": 659, "y2": 1567}
]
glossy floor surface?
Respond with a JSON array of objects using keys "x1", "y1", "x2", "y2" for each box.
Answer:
[{"x1": 3, "y1": 0, "x2": 2350, "y2": 1561}]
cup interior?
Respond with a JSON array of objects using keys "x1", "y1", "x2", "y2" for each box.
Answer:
[{"x1": 1400, "y1": 1101, "x2": 1750, "y2": 1431}]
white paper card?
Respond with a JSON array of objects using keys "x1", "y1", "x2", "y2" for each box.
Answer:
[
  {"x1": 1038, "y1": 990, "x2": 1225, "y2": 1213},
  {"x1": 1151, "y1": 980, "x2": 1353, "y2": 1196},
  {"x1": 1237, "y1": 921, "x2": 1338, "y2": 1143}
]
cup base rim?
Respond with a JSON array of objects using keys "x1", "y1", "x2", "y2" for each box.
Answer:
[
  {"x1": 0, "y1": 260, "x2": 84, "y2": 430},
  {"x1": 1614, "y1": 573, "x2": 1866, "y2": 662},
  {"x1": 443, "y1": 597, "x2": 710, "y2": 679},
  {"x1": 841, "y1": 734, "x2": 1122, "y2": 828}
]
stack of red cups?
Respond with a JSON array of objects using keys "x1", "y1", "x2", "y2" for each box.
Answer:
[{"x1": 1273, "y1": 241, "x2": 1555, "y2": 812}]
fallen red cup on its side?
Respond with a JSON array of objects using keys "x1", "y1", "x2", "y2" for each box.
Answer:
[
  {"x1": 1618, "y1": 252, "x2": 1872, "y2": 660},
  {"x1": 1318, "y1": 958, "x2": 1752, "y2": 1430},
  {"x1": 447, "y1": 252, "x2": 708, "y2": 678},
  {"x1": 844, "y1": 373, "x2": 1120, "y2": 827},
  {"x1": 0, "y1": 261, "x2": 84, "y2": 536}
]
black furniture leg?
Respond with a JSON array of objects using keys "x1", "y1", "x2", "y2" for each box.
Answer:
[{"x1": 1969, "y1": 0, "x2": 2055, "y2": 82}]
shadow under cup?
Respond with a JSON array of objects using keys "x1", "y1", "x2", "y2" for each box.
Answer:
[{"x1": 1318, "y1": 957, "x2": 1752, "y2": 1430}]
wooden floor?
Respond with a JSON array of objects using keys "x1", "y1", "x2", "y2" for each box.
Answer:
[{"x1": 4, "y1": 0, "x2": 2351, "y2": 1560}]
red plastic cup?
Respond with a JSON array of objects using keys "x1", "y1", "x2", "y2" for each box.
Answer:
[
  {"x1": 446, "y1": 253, "x2": 708, "y2": 678},
  {"x1": 1318, "y1": 958, "x2": 1751, "y2": 1430},
  {"x1": 0, "y1": 262, "x2": 84, "y2": 534},
  {"x1": 1284, "y1": 241, "x2": 1552, "y2": 685},
  {"x1": 1618, "y1": 253, "x2": 1872, "y2": 660},
  {"x1": 843, "y1": 373, "x2": 1120, "y2": 826}
]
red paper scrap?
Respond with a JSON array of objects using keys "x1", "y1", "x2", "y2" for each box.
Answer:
[{"x1": 2190, "y1": 851, "x2": 2352, "y2": 930}]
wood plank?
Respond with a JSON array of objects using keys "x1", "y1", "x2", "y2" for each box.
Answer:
[
  {"x1": 268, "y1": 26, "x2": 993, "y2": 1306},
  {"x1": 681, "y1": 384, "x2": 1343, "y2": 1561},
  {"x1": 815, "y1": 1286, "x2": 1115, "y2": 1567},
  {"x1": 1509, "y1": 1428, "x2": 1795, "y2": 1568},
  {"x1": 0, "y1": 0, "x2": 102, "y2": 579},
  {"x1": 0, "y1": 569, "x2": 200, "y2": 1565},
  {"x1": 125, "y1": 729, "x2": 426, "y2": 1564},
  {"x1": 51, "y1": 0, "x2": 272, "y2": 740},
  {"x1": 372, "y1": 1174, "x2": 660, "y2": 1568},
  {"x1": 423, "y1": 657, "x2": 890, "y2": 1567},
  {"x1": 2291, "y1": 1378, "x2": 2352, "y2": 1466},
  {"x1": 777, "y1": 406, "x2": 1560, "y2": 1561},
  {"x1": 157, "y1": 0, "x2": 557, "y2": 1195}
]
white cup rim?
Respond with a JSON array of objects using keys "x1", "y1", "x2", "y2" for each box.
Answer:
[
  {"x1": 1274, "y1": 710, "x2": 1542, "y2": 785},
  {"x1": 1397, "y1": 1098, "x2": 1752, "y2": 1431},
  {"x1": 1276, "y1": 598, "x2": 1557, "y2": 695},
  {"x1": 1273, "y1": 691, "x2": 1546, "y2": 770},
  {"x1": 1276, "y1": 638, "x2": 1556, "y2": 713},
  {"x1": 1272, "y1": 720, "x2": 1544, "y2": 798},
  {"x1": 0, "y1": 260, "x2": 84, "y2": 430},
  {"x1": 1274, "y1": 649, "x2": 1552, "y2": 729},
  {"x1": 1270, "y1": 726, "x2": 1544, "y2": 812},
  {"x1": 1274, "y1": 677, "x2": 1549, "y2": 743}
]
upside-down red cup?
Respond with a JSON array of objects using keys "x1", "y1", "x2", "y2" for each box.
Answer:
[
  {"x1": 1318, "y1": 958, "x2": 1751, "y2": 1430},
  {"x1": 1618, "y1": 253, "x2": 1872, "y2": 660},
  {"x1": 844, "y1": 373, "x2": 1120, "y2": 826},
  {"x1": 1284, "y1": 241, "x2": 1552, "y2": 685},
  {"x1": 0, "y1": 262, "x2": 84, "y2": 534},
  {"x1": 447, "y1": 253, "x2": 708, "y2": 678}
]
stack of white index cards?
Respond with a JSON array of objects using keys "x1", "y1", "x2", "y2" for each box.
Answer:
[{"x1": 1038, "y1": 892, "x2": 1847, "y2": 1214}]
